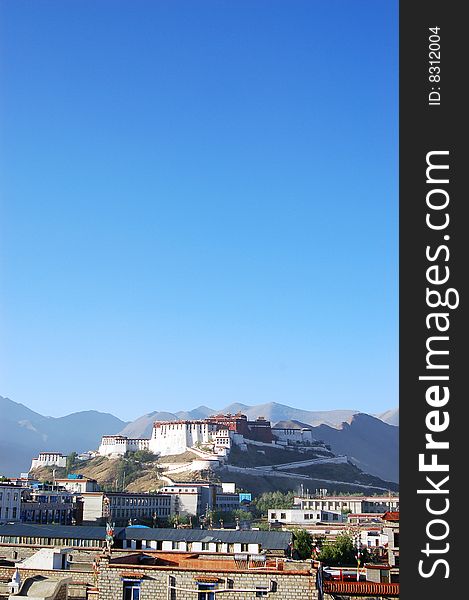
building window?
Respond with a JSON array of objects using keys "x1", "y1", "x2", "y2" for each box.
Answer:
[
  {"x1": 280, "y1": 513, "x2": 286, "y2": 519},
  {"x1": 123, "y1": 580, "x2": 141, "y2": 600},
  {"x1": 197, "y1": 583, "x2": 215, "y2": 600},
  {"x1": 255, "y1": 587, "x2": 268, "y2": 597}
]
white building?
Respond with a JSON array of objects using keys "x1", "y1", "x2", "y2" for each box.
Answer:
[
  {"x1": 272, "y1": 427, "x2": 316, "y2": 446},
  {"x1": 360, "y1": 527, "x2": 389, "y2": 549},
  {"x1": 214, "y1": 428, "x2": 232, "y2": 456},
  {"x1": 159, "y1": 482, "x2": 239, "y2": 517},
  {"x1": 54, "y1": 476, "x2": 100, "y2": 494},
  {"x1": 30, "y1": 452, "x2": 67, "y2": 471},
  {"x1": 98, "y1": 421, "x2": 232, "y2": 459},
  {"x1": 295, "y1": 495, "x2": 399, "y2": 514},
  {"x1": 0, "y1": 484, "x2": 21, "y2": 523},
  {"x1": 98, "y1": 436, "x2": 150, "y2": 457},
  {"x1": 149, "y1": 421, "x2": 219, "y2": 456},
  {"x1": 121, "y1": 528, "x2": 292, "y2": 555},
  {"x1": 268, "y1": 508, "x2": 344, "y2": 526}
]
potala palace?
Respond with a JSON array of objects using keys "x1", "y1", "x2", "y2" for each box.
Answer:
[{"x1": 98, "y1": 412, "x2": 322, "y2": 460}]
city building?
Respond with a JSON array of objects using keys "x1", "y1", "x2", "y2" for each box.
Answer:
[
  {"x1": 7, "y1": 475, "x2": 41, "y2": 488},
  {"x1": 20, "y1": 487, "x2": 83, "y2": 525},
  {"x1": 382, "y1": 511, "x2": 400, "y2": 567},
  {"x1": 80, "y1": 491, "x2": 172, "y2": 525},
  {"x1": 54, "y1": 474, "x2": 100, "y2": 494},
  {"x1": 0, "y1": 483, "x2": 21, "y2": 523},
  {"x1": 30, "y1": 452, "x2": 67, "y2": 471},
  {"x1": 0, "y1": 523, "x2": 293, "y2": 556},
  {"x1": 95, "y1": 549, "x2": 318, "y2": 600},
  {"x1": 120, "y1": 527, "x2": 293, "y2": 554},
  {"x1": 158, "y1": 482, "x2": 240, "y2": 517},
  {"x1": 0, "y1": 523, "x2": 109, "y2": 551},
  {"x1": 295, "y1": 495, "x2": 399, "y2": 514},
  {"x1": 268, "y1": 508, "x2": 344, "y2": 526}
]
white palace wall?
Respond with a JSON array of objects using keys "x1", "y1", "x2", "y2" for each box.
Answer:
[
  {"x1": 98, "y1": 436, "x2": 149, "y2": 457},
  {"x1": 149, "y1": 422, "x2": 219, "y2": 456}
]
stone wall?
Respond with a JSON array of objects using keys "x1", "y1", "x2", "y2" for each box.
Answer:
[{"x1": 98, "y1": 559, "x2": 319, "y2": 600}]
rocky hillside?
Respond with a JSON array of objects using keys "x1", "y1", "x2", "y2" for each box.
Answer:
[{"x1": 30, "y1": 454, "x2": 164, "y2": 493}]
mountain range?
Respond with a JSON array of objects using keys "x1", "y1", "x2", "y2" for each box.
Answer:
[
  {"x1": 118, "y1": 403, "x2": 363, "y2": 438},
  {"x1": 0, "y1": 396, "x2": 126, "y2": 477},
  {"x1": 0, "y1": 395, "x2": 398, "y2": 482}
]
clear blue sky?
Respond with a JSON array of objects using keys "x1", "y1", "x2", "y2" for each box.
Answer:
[{"x1": 0, "y1": 0, "x2": 398, "y2": 421}]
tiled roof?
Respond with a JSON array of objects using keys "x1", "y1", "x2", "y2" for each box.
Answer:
[
  {"x1": 382, "y1": 511, "x2": 400, "y2": 522},
  {"x1": 0, "y1": 523, "x2": 291, "y2": 550},
  {"x1": 0, "y1": 523, "x2": 114, "y2": 540},
  {"x1": 120, "y1": 527, "x2": 292, "y2": 550}
]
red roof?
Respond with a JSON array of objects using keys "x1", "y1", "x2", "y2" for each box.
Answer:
[{"x1": 382, "y1": 511, "x2": 399, "y2": 522}]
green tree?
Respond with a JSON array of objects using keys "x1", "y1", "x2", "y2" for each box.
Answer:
[
  {"x1": 252, "y1": 491, "x2": 295, "y2": 516},
  {"x1": 232, "y1": 509, "x2": 253, "y2": 522},
  {"x1": 168, "y1": 514, "x2": 191, "y2": 527},
  {"x1": 66, "y1": 452, "x2": 78, "y2": 473},
  {"x1": 293, "y1": 529, "x2": 313, "y2": 560},
  {"x1": 318, "y1": 533, "x2": 370, "y2": 566},
  {"x1": 130, "y1": 450, "x2": 158, "y2": 463}
]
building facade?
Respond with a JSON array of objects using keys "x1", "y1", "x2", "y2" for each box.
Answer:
[
  {"x1": 268, "y1": 508, "x2": 344, "y2": 526},
  {"x1": 30, "y1": 452, "x2": 67, "y2": 471},
  {"x1": 271, "y1": 427, "x2": 316, "y2": 446},
  {"x1": 96, "y1": 550, "x2": 318, "y2": 600},
  {"x1": 98, "y1": 436, "x2": 150, "y2": 457},
  {"x1": 98, "y1": 413, "x2": 276, "y2": 459},
  {"x1": 0, "y1": 484, "x2": 21, "y2": 523},
  {"x1": 20, "y1": 488, "x2": 83, "y2": 525},
  {"x1": 158, "y1": 483, "x2": 240, "y2": 517},
  {"x1": 55, "y1": 475, "x2": 100, "y2": 494},
  {"x1": 80, "y1": 491, "x2": 172, "y2": 525},
  {"x1": 295, "y1": 495, "x2": 399, "y2": 514}
]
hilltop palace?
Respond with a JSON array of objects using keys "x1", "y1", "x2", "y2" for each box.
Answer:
[{"x1": 98, "y1": 412, "x2": 325, "y2": 460}]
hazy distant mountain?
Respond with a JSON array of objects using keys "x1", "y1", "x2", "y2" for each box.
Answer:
[
  {"x1": 221, "y1": 402, "x2": 359, "y2": 428},
  {"x1": 219, "y1": 402, "x2": 251, "y2": 415},
  {"x1": 273, "y1": 419, "x2": 315, "y2": 430},
  {"x1": 0, "y1": 396, "x2": 127, "y2": 476},
  {"x1": 377, "y1": 407, "x2": 399, "y2": 426},
  {"x1": 175, "y1": 406, "x2": 216, "y2": 420},
  {"x1": 309, "y1": 413, "x2": 399, "y2": 483},
  {"x1": 119, "y1": 411, "x2": 179, "y2": 438},
  {"x1": 118, "y1": 402, "x2": 360, "y2": 438},
  {"x1": 119, "y1": 402, "x2": 372, "y2": 436}
]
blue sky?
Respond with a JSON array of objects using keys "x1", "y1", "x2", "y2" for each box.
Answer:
[{"x1": 0, "y1": 0, "x2": 398, "y2": 421}]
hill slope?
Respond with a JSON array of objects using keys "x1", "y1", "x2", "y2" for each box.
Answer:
[{"x1": 309, "y1": 413, "x2": 399, "y2": 483}]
